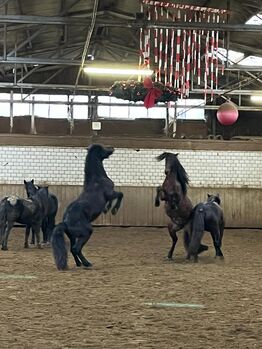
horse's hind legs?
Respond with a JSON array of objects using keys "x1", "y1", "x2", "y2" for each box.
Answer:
[
  {"x1": 1, "y1": 222, "x2": 13, "y2": 251},
  {"x1": 210, "y1": 228, "x2": 224, "y2": 259},
  {"x1": 69, "y1": 235, "x2": 82, "y2": 267},
  {"x1": 24, "y1": 225, "x2": 31, "y2": 248},
  {"x1": 72, "y1": 228, "x2": 93, "y2": 268},
  {"x1": 41, "y1": 218, "x2": 48, "y2": 243},
  {"x1": 167, "y1": 223, "x2": 178, "y2": 260}
]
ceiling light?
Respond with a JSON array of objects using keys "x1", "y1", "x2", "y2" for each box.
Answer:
[
  {"x1": 83, "y1": 67, "x2": 153, "y2": 76},
  {"x1": 250, "y1": 95, "x2": 262, "y2": 103}
]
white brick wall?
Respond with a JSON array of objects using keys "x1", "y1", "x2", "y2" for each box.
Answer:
[{"x1": 0, "y1": 146, "x2": 261, "y2": 188}]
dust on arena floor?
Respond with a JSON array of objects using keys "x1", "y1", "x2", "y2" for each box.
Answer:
[{"x1": 0, "y1": 227, "x2": 261, "y2": 349}]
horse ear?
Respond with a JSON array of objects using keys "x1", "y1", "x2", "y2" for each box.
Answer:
[
  {"x1": 24, "y1": 180, "x2": 27, "y2": 185},
  {"x1": 31, "y1": 179, "x2": 34, "y2": 184},
  {"x1": 175, "y1": 153, "x2": 179, "y2": 157},
  {"x1": 207, "y1": 193, "x2": 211, "y2": 198}
]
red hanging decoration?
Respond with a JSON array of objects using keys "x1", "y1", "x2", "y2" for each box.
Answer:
[
  {"x1": 139, "y1": 0, "x2": 228, "y2": 99},
  {"x1": 143, "y1": 77, "x2": 162, "y2": 108}
]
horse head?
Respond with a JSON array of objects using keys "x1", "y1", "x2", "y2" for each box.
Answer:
[
  {"x1": 207, "y1": 193, "x2": 221, "y2": 205},
  {"x1": 156, "y1": 152, "x2": 189, "y2": 194},
  {"x1": 24, "y1": 179, "x2": 38, "y2": 198},
  {"x1": 88, "y1": 144, "x2": 114, "y2": 160},
  {"x1": 33, "y1": 186, "x2": 49, "y2": 215}
]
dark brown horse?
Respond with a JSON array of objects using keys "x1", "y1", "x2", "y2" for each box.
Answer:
[{"x1": 155, "y1": 152, "x2": 208, "y2": 260}]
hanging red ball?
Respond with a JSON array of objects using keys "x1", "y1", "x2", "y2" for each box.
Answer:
[{"x1": 216, "y1": 102, "x2": 239, "y2": 126}]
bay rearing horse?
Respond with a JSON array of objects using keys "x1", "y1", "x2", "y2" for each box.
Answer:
[
  {"x1": 51, "y1": 144, "x2": 123, "y2": 270},
  {"x1": 155, "y1": 152, "x2": 208, "y2": 260}
]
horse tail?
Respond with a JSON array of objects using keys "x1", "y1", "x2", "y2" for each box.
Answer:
[
  {"x1": 0, "y1": 199, "x2": 7, "y2": 239},
  {"x1": 51, "y1": 194, "x2": 59, "y2": 215},
  {"x1": 183, "y1": 230, "x2": 190, "y2": 252},
  {"x1": 189, "y1": 205, "x2": 205, "y2": 256},
  {"x1": 156, "y1": 152, "x2": 169, "y2": 161},
  {"x1": 51, "y1": 222, "x2": 68, "y2": 270}
]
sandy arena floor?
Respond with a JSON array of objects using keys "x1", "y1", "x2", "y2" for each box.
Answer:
[{"x1": 0, "y1": 227, "x2": 261, "y2": 349}]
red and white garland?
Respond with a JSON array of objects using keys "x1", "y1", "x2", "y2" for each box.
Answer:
[{"x1": 139, "y1": 0, "x2": 228, "y2": 100}]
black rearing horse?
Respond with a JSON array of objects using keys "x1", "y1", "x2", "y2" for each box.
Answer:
[
  {"x1": 51, "y1": 144, "x2": 123, "y2": 270},
  {"x1": 155, "y1": 152, "x2": 208, "y2": 260}
]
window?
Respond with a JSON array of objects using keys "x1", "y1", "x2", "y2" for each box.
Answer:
[
  {"x1": 13, "y1": 102, "x2": 30, "y2": 116},
  {"x1": 176, "y1": 99, "x2": 206, "y2": 120},
  {"x1": 34, "y1": 104, "x2": 49, "y2": 118},
  {"x1": 0, "y1": 102, "x2": 10, "y2": 117},
  {"x1": 0, "y1": 93, "x2": 206, "y2": 121},
  {"x1": 49, "y1": 104, "x2": 68, "y2": 119}
]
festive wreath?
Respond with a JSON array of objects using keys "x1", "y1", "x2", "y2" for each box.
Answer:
[{"x1": 109, "y1": 77, "x2": 179, "y2": 108}]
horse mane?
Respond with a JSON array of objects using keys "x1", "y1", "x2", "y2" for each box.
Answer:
[{"x1": 156, "y1": 152, "x2": 189, "y2": 194}]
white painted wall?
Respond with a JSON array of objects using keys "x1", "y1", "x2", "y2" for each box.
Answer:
[{"x1": 0, "y1": 146, "x2": 261, "y2": 188}]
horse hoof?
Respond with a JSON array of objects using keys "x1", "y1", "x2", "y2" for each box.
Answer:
[
  {"x1": 37, "y1": 244, "x2": 43, "y2": 249},
  {"x1": 1, "y1": 246, "x2": 8, "y2": 251},
  {"x1": 215, "y1": 255, "x2": 224, "y2": 260},
  {"x1": 165, "y1": 256, "x2": 174, "y2": 262},
  {"x1": 111, "y1": 208, "x2": 117, "y2": 215},
  {"x1": 83, "y1": 262, "x2": 93, "y2": 268},
  {"x1": 198, "y1": 244, "x2": 208, "y2": 254},
  {"x1": 24, "y1": 244, "x2": 29, "y2": 249}
]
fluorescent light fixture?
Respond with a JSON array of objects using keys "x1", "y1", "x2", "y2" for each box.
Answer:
[
  {"x1": 84, "y1": 67, "x2": 153, "y2": 76},
  {"x1": 250, "y1": 95, "x2": 262, "y2": 103}
]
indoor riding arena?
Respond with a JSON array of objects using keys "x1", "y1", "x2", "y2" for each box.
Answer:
[{"x1": 0, "y1": 1, "x2": 261, "y2": 349}]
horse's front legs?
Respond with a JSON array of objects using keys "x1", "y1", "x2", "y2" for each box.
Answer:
[
  {"x1": 103, "y1": 200, "x2": 112, "y2": 214},
  {"x1": 106, "y1": 191, "x2": 123, "y2": 215},
  {"x1": 24, "y1": 225, "x2": 31, "y2": 248},
  {"x1": 167, "y1": 222, "x2": 179, "y2": 260},
  {"x1": 155, "y1": 186, "x2": 166, "y2": 207},
  {"x1": 31, "y1": 223, "x2": 42, "y2": 249}
]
